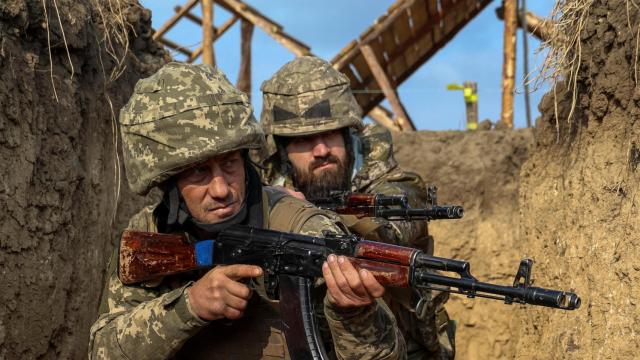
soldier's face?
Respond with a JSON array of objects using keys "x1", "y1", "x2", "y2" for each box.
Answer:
[
  {"x1": 176, "y1": 150, "x2": 246, "y2": 224},
  {"x1": 285, "y1": 130, "x2": 351, "y2": 199},
  {"x1": 286, "y1": 130, "x2": 348, "y2": 175}
]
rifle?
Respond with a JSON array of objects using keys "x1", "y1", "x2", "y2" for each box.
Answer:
[
  {"x1": 119, "y1": 226, "x2": 580, "y2": 359},
  {"x1": 309, "y1": 186, "x2": 464, "y2": 221}
]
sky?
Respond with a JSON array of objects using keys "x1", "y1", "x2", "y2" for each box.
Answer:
[{"x1": 140, "y1": 0, "x2": 556, "y2": 130}]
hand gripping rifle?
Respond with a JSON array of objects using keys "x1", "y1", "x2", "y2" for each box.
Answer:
[
  {"x1": 310, "y1": 186, "x2": 464, "y2": 221},
  {"x1": 120, "y1": 226, "x2": 580, "y2": 360}
]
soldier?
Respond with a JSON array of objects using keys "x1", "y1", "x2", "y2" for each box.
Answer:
[
  {"x1": 88, "y1": 62, "x2": 406, "y2": 359},
  {"x1": 259, "y1": 56, "x2": 455, "y2": 360}
]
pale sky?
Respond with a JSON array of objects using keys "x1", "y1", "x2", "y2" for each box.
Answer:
[{"x1": 140, "y1": 1, "x2": 556, "y2": 130}]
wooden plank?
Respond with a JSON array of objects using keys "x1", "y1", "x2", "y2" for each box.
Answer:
[
  {"x1": 392, "y1": 9, "x2": 413, "y2": 47},
  {"x1": 387, "y1": 55, "x2": 407, "y2": 82},
  {"x1": 201, "y1": 0, "x2": 215, "y2": 66},
  {"x1": 392, "y1": 0, "x2": 492, "y2": 88},
  {"x1": 368, "y1": 105, "x2": 402, "y2": 132},
  {"x1": 216, "y1": 0, "x2": 310, "y2": 56},
  {"x1": 359, "y1": 0, "x2": 416, "y2": 44},
  {"x1": 157, "y1": 37, "x2": 192, "y2": 56},
  {"x1": 426, "y1": 0, "x2": 443, "y2": 43},
  {"x1": 351, "y1": 52, "x2": 377, "y2": 105},
  {"x1": 153, "y1": 0, "x2": 199, "y2": 40},
  {"x1": 339, "y1": 65, "x2": 363, "y2": 91},
  {"x1": 188, "y1": 15, "x2": 239, "y2": 63},
  {"x1": 409, "y1": 0, "x2": 430, "y2": 30},
  {"x1": 175, "y1": 7, "x2": 221, "y2": 38},
  {"x1": 360, "y1": 44, "x2": 416, "y2": 131},
  {"x1": 332, "y1": 40, "x2": 358, "y2": 70},
  {"x1": 379, "y1": 28, "x2": 397, "y2": 63},
  {"x1": 237, "y1": 20, "x2": 254, "y2": 99}
]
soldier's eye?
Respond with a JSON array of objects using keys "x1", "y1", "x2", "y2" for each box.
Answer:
[{"x1": 193, "y1": 166, "x2": 209, "y2": 174}]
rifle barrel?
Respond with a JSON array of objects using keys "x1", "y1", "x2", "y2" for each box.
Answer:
[{"x1": 414, "y1": 269, "x2": 581, "y2": 310}]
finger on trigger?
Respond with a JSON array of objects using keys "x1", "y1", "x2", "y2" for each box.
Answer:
[{"x1": 223, "y1": 264, "x2": 263, "y2": 280}]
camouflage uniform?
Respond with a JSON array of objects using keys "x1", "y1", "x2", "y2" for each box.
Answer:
[
  {"x1": 259, "y1": 57, "x2": 455, "y2": 360},
  {"x1": 88, "y1": 62, "x2": 405, "y2": 360}
]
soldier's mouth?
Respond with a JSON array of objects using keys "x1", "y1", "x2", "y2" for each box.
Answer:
[
  {"x1": 313, "y1": 162, "x2": 337, "y2": 171},
  {"x1": 207, "y1": 202, "x2": 238, "y2": 217}
]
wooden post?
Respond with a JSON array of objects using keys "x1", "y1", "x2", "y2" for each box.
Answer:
[
  {"x1": 464, "y1": 81, "x2": 478, "y2": 130},
  {"x1": 360, "y1": 44, "x2": 416, "y2": 131},
  {"x1": 237, "y1": 20, "x2": 254, "y2": 99},
  {"x1": 201, "y1": 0, "x2": 216, "y2": 66},
  {"x1": 188, "y1": 15, "x2": 239, "y2": 63},
  {"x1": 500, "y1": 0, "x2": 517, "y2": 129}
]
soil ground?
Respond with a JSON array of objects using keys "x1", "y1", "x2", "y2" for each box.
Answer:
[
  {"x1": 511, "y1": 1, "x2": 640, "y2": 358},
  {"x1": 393, "y1": 129, "x2": 533, "y2": 359},
  {"x1": 0, "y1": 0, "x2": 166, "y2": 358}
]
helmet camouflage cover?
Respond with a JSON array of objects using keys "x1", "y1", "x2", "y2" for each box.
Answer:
[
  {"x1": 120, "y1": 62, "x2": 265, "y2": 195},
  {"x1": 260, "y1": 56, "x2": 363, "y2": 137}
]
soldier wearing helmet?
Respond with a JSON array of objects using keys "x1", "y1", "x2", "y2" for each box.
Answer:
[
  {"x1": 88, "y1": 62, "x2": 405, "y2": 359},
  {"x1": 260, "y1": 56, "x2": 455, "y2": 360}
]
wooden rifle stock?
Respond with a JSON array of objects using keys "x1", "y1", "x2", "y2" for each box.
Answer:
[{"x1": 119, "y1": 230, "x2": 202, "y2": 285}]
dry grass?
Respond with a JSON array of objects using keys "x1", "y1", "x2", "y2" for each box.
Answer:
[
  {"x1": 535, "y1": 0, "x2": 640, "y2": 131},
  {"x1": 91, "y1": 0, "x2": 140, "y2": 224},
  {"x1": 534, "y1": 0, "x2": 595, "y2": 126},
  {"x1": 92, "y1": 0, "x2": 135, "y2": 84}
]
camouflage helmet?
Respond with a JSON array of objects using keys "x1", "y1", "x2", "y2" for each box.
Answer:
[
  {"x1": 119, "y1": 62, "x2": 265, "y2": 195},
  {"x1": 260, "y1": 56, "x2": 363, "y2": 137}
]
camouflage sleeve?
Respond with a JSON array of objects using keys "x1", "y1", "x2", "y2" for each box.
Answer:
[
  {"x1": 365, "y1": 175, "x2": 455, "y2": 359},
  {"x1": 88, "y1": 254, "x2": 207, "y2": 359},
  {"x1": 88, "y1": 207, "x2": 208, "y2": 359},
  {"x1": 298, "y1": 214, "x2": 407, "y2": 360}
]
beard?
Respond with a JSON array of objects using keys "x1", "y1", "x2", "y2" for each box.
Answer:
[{"x1": 291, "y1": 154, "x2": 352, "y2": 200}]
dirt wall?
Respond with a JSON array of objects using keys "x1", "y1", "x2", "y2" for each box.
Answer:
[
  {"x1": 0, "y1": 1, "x2": 166, "y2": 358},
  {"x1": 513, "y1": 0, "x2": 640, "y2": 358},
  {"x1": 393, "y1": 129, "x2": 533, "y2": 360}
]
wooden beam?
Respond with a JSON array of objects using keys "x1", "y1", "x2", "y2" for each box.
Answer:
[
  {"x1": 176, "y1": 6, "x2": 219, "y2": 34},
  {"x1": 496, "y1": 7, "x2": 555, "y2": 43},
  {"x1": 201, "y1": 0, "x2": 215, "y2": 66},
  {"x1": 188, "y1": 15, "x2": 239, "y2": 63},
  {"x1": 237, "y1": 20, "x2": 254, "y2": 99},
  {"x1": 500, "y1": 0, "x2": 517, "y2": 129},
  {"x1": 216, "y1": 0, "x2": 311, "y2": 56},
  {"x1": 368, "y1": 105, "x2": 402, "y2": 132},
  {"x1": 153, "y1": 0, "x2": 199, "y2": 40},
  {"x1": 157, "y1": 37, "x2": 192, "y2": 57},
  {"x1": 360, "y1": 44, "x2": 415, "y2": 131}
]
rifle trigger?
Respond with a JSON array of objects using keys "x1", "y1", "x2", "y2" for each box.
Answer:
[{"x1": 513, "y1": 258, "x2": 534, "y2": 288}]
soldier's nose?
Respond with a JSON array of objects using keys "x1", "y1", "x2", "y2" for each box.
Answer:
[{"x1": 312, "y1": 140, "x2": 330, "y2": 157}]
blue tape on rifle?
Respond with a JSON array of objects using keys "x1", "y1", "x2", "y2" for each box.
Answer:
[{"x1": 195, "y1": 240, "x2": 214, "y2": 267}]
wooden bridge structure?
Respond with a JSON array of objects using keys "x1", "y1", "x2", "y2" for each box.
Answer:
[{"x1": 152, "y1": 0, "x2": 529, "y2": 132}]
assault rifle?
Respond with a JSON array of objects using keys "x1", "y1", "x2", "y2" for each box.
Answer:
[
  {"x1": 120, "y1": 226, "x2": 580, "y2": 360},
  {"x1": 310, "y1": 186, "x2": 464, "y2": 221}
]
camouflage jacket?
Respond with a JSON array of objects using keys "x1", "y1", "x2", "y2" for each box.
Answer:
[
  {"x1": 88, "y1": 188, "x2": 405, "y2": 360},
  {"x1": 264, "y1": 125, "x2": 455, "y2": 360}
]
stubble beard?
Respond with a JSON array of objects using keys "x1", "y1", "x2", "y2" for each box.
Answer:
[{"x1": 291, "y1": 154, "x2": 352, "y2": 200}]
